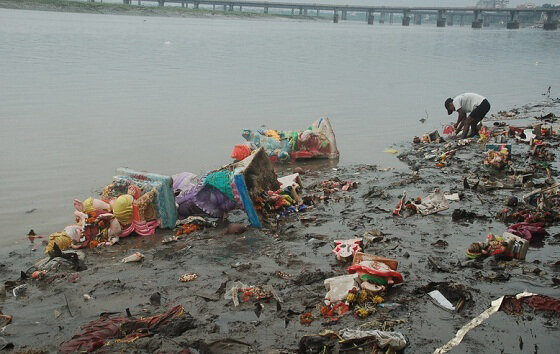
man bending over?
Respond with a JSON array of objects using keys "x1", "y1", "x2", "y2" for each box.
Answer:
[{"x1": 445, "y1": 93, "x2": 490, "y2": 139}]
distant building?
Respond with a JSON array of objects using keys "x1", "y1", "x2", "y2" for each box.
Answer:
[
  {"x1": 476, "y1": 0, "x2": 510, "y2": 8},
  {"x1": 517, "y1": 2, "x2": 536, "y2": 8}
]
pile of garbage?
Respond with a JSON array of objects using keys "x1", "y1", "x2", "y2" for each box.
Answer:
[
  {"x1": 307, "y1": 249, "x2": 408, "y2": 350},
  {"x1": 8, "y1": 109, "x2": 560, "y2": 352},
  {"x1": 232, "y1": 117, "x2": 339, "y2": 162}
]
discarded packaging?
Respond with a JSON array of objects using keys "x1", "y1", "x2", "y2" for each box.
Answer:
[
  {"x1": 339, "y1": 328, "x2": 407, "y2": 350},
  {"x1": 428, "y1": 290, "x2": 456, "y2": 311},
  {"x1": 12, "y1": 284, "x2": 27, "y2": 298},
  {"x1": 324, "y1": 274, "x2": 358, "y2": 304},
  {"x1": 225, "y1": 281, "x2": 280, "y2": 306},
  {"x1": 416, "y1": 189, "x2": 449, "y2": 216},
  {"x1": 362, "y1": 229, "x2": 385, "y2": 247},
  {"x1": 277, "y1": 173, "x2": 303, "y2": 190},
  {"x1": 393, "y1": 191, "x2": 407, "y2": 216},
  {"x1": 444, "y1": 193, "x2": 460, "y2": 201}
]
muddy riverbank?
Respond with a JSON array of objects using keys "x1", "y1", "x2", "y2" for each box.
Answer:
[{"x1": 1, "y1": 98, "x2": 560, "y2": 353}]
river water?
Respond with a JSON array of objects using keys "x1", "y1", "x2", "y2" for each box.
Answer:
[{"x1": 0, "y1": 8, "x2": 559, "y2": 246}]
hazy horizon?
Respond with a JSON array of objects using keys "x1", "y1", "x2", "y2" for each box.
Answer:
[{"x1": 99, "y1": 0, "x2": 558, "y2": 7}]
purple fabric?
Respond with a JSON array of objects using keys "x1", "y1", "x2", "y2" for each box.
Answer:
[
  {"x1": 507, "y1": 222, "x2": 548, "y2": 241},
  {"x1": 173, "y1": 172, "x2": 198, "y2": 205},
  {"x1": 192, "y1": 185, "x2": 238, "y2": 218},
  {"x1": 177, "y1": 202, "x2": 204, "y2": 218},
  {"x1": 175, "y1": 175, "x2": 238, "y2": 219}
]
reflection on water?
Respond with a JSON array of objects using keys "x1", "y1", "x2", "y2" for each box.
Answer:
[{"x1": 0, "y1": 8, "x2": 559, "y2": 245}]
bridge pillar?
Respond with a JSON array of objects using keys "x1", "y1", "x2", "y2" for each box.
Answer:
[
  {"x1": 402, "y1": 10, "x2": 410, "y2": 26},
  {"x1": 333, "y1": 10, "x2": 339, "y2": 23},
  {"x1": 543, "y1": 11, "x2": 558, "y2": 30},
  {"x1": 317, "y1": 10, "x2": 320, "y2": 17},
  {"x1": 212, "y1": 4, "x2": 215, "y2": 11},
  {"x1": 264, "y1": 7, "x2": 268, "y2": 14},
  {"x1": 379, "y1": 12, "x2": 385, "y2": 24},
  {"x1": 181, "y1": 1, "x2": 185, "y2": 8},
  {"x1": 483, "y1": 15, "x2": 490, "y2": 27},
  {"x1": 158, "y1": 0, "x2": 164, "y2": 7},
  {"x1": 223, "y1": 5, "x2": 227, "y2": 11},
  {"x1": 390, "y1": 13, "x2": 394, "y2": 24},
  {"x1": 299, "y1": 7, "x2": 303, "y2": 15},
  {"x1": 460, "y1": 15, "x2": 464, "y2": 26},
  {"x1": 437, "y1": 10, "x2": 446, "y2": 27},
  {"x1": 341, "y1": 10, "x2": 347, "y2": 21},
  {"x1": 291, "y1": 8, "x2": 294, "y2": 15},
  {"x1": 472, "y1": 10, "x2": 483, "y2": 28},
  {"x1": 304, "y1": 9, "x2": 307, "y2": 16},
  {"x1": 138, "y1": 1, "x2": 141, "y2": 6},
  {"x1": 229, "y1": 4, "x2": 233, "y2": 11},
  {"x1": 194, "y1": 2, "x2": 199, "y2": 9},
  {"x1": 507, "y1": 10, "x2": 519, "y2": 29},
  {"x1": 367, "y1": 10, "x2": 374, "y2": 25},
  {"x1": 122, "y1": 0, "x2": 130, "y2": 4},
  {"x1": 414, "y1": 13, "x2": 421, "y2": 25},
  {"x1": 447, "y1": 14, "x2": 454, "y2": 26}
]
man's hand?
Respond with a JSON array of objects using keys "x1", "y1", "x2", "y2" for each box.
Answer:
[{"x1": 455, "y1": 120, "x2": 465, "y2": 135}]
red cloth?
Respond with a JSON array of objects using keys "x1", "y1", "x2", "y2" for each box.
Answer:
[
  {"x1": 524, "y1": 295, "x2": 560, "y2": 312},
  {"x1": 347, "y1": 264, "x2": 404, "y2": 284},
  {"x1": 60, "y1": 305, "x2": 186, "y2": 353},
  {"x1": 231, "y1": 144, "x2": 252, "y2": 161},
  {"x1": 500, "y1": 295, "x2": 560, "y2": 315},
  {"x1": 443, "y1": 125, "x2": 455, "y2": 135}
]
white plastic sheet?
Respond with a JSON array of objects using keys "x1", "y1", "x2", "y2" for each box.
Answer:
[{"x1": 433, "y1": 291, "x2": 536, "y2": 353}]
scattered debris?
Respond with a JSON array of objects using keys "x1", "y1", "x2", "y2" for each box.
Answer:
[
  {"x1": 179, "y1": 272, "x2": 198, "y2": 282},
  {"x1": 121, "y1": 252, "x2": 144, "y2": 263}
]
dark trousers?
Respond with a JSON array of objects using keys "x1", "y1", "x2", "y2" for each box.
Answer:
[
  {"x1": 470, "y1": 99, "x2": 490, "y2": 124},
  {"x1": 461, "y1": 99, "x2": 490, "y2": 138}
]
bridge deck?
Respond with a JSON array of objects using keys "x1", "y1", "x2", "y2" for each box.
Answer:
[{"x1": 160, "y1": 0, "x2": 558, "y2": 13}]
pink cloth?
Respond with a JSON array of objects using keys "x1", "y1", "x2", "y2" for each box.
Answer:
[
  {"x1": 507, "y1": 222, "x2": 548, "y2": 241},
  {"x1": 121, "y1": 219, "x2": 161, "y2": 237}
]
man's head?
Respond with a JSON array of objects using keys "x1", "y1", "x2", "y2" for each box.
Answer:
[{"x1": 445, "y1": 98, "x2": 454, "y2": 115}]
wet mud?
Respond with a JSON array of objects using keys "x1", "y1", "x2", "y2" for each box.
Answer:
[{"x1": 2, "y1": 99, "x2": 560, "y2": 353}]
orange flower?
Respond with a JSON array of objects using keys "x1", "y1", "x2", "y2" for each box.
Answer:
[{"x1": 181, "y1": 223, "x2": 201, "y2": 235}]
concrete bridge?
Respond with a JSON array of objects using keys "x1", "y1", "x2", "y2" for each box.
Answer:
[{"x1": 118, "y1": 1, "x2": 559, "y2": 30}]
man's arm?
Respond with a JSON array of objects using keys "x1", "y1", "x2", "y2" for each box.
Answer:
[
  {"x1": 454, "y1": 109, "x2": 466, "y2": 126},
  {"x1": 455, "y1": 109, "x2": 467, "y2": 133}
]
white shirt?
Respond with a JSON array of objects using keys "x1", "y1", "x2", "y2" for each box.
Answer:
[{"x1": 452, "y1": 93, "x2": 485, "y2": 113}]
